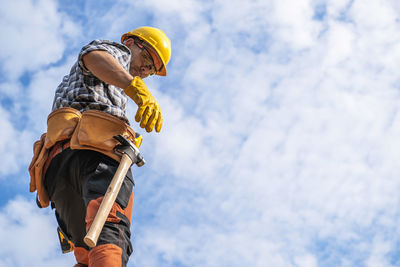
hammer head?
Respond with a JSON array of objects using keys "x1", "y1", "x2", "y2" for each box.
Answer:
[{"x1": 113, "y1": 134, "x2": 145, "y2": 167}]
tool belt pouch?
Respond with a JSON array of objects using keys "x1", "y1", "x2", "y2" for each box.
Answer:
[
  {"x1": 29, "y1": 108, "x2": 136, "y2": 207},
  {"x1": 28, "y1": 133, "x2": 50, "y2": 207},
  {"x1": 29, "y1": 107, "x2": 82, "y2": 208},
  {"x1": 45, "y1": 107, "x2": 82, "y2": 149},
  {"x1": 70, "y1": 109, "x2": 136, "y2": 162}
]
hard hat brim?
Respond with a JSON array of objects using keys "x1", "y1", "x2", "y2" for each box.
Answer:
[{"x1": 157, "y1": 65, "x2": 167, "y2": 76}]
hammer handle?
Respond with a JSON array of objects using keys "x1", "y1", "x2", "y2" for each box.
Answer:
[{"x1": 84, "y1": 153, "x2": 133, "y2": 247}]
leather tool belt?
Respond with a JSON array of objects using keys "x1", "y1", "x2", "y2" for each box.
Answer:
[{"x1": 29, "y1": 107, "x2": 139, "y2": 208}]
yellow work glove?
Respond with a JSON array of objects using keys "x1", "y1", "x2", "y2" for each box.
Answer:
[{"x1": 124, "y1": 77, "x2": 163, "y2": 132}]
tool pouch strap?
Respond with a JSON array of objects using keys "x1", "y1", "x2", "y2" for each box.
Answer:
[{"x1": 29, "y1": 107, "x2": 137, "y2": 208}]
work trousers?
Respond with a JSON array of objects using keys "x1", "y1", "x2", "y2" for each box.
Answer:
[{"x1": 44, "y1": 147, "x2": 134, "y2": 267}]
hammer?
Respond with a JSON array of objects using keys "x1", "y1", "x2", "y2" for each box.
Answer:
[{"x1": 84, "y1": 134, "x2": 145, "y2": 247}]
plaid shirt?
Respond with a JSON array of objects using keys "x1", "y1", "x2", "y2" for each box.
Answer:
[{"x1": 52, "y1": 40, "x2": 131, "y2": 123}]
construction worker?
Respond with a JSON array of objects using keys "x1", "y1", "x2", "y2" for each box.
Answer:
[{"x1": 28, "y1": 26, "x2": 171, "y2": 267}]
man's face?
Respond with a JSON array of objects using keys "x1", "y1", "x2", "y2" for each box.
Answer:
[
  {"x1": 129, "y1": 50, "x2": 155, "y2": 78},
  {"x1": 127, "y1": 40, "x2": 160, "y2": 78}
]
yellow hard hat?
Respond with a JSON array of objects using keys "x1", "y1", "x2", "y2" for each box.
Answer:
[{"x1": 121, "y1": 26, "x2": 171, "y2": 76}]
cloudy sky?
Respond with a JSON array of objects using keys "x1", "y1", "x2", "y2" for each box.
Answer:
[{"x1": 1, "y1": 0, "x2": 400, "y2": 266}]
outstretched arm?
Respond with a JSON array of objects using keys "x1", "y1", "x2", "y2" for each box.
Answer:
[{"x1": 82, "y1": 50, "x2": 133, "y2": 89}]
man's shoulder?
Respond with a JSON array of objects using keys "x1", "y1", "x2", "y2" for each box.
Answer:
[{"x1": 85, "y1": 39, "x2": 129, "y2": 52}]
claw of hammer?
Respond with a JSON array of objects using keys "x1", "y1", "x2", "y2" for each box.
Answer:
[{"x1": 113, "y1": 134, "x2": 145, "y2": 167}]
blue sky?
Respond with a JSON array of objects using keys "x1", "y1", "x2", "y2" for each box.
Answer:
[{"x1": 1, "y1": 0, "x2": 400, "y2": 266}]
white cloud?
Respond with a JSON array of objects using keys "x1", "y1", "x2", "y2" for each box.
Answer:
[
  {"x1": 0, "y1": 0, "x2": 80, "y2": 79},
  {"x1": 366, "y1": 235, "x2": 394, "y2": 267},
  {"x1": 321, "y1": 21, "x2": 355, "y2": 66},
  {"x1": 0, "y1": 197, "x2": 74, "y2": 267},
  {"x1": 0, "y1": 105, "x2": 34, "y2": 176},
  {"x1": 295, "y1": 254, "x2": 318, "y2": 267},
  {"x1": 268, "y1": 0, "x2": 323, "y2": 49}
]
